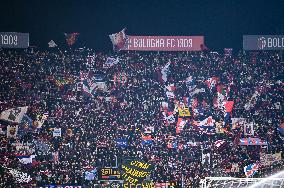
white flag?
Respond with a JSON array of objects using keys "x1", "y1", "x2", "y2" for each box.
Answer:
[
  {"x1": 17, "y1": 155, "x2": 35, "y2": 164},
  {"x1": 48, "y1": 40, "x2": 57, "y2": 48},
  {"x1": 202, "y1": 152, "x2": 210, "y2": 165},
  {"x1": 53, "y1": 128, "x2": 61, "y2": 137},
  {"x1": 0, "y1": 106, "x2": 28, "y2": 123},
  {"x1": 161, "y1": 61, "x2": 171, "y2": 82}
]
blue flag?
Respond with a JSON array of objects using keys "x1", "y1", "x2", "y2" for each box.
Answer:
[
  {"x1": 116, "y1": 139, "x2": 128, "y2": 148},
  {"x1": 85, "y1": 168, "x2": 97, "y2": 181}
]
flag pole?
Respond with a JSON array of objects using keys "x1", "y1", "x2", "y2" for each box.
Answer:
[{"x1": 182, "y1": 173, "x2": 184, "y2": 188}]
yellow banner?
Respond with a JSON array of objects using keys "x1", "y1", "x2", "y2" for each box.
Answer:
[{"x1": 178, "y1": 107, "x2": 190, "y2": 117}]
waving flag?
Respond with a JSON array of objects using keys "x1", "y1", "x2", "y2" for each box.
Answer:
[
  {"x1": 18, "y1": 114, "x2": 33, "y2": 136},
  {"x1": 50, "y1": 76, "x2": 74, "y2": 88},
  {"x1": 1, "y1": 106, "x2": 28, "y2": 123},
  {"x1": 34, "y1": 112, "x2": 49, "y2": 129},
  {"x1": 176, "y1": 118, "x2": 187, "y2": 134},
  {"x1": 116, "y1": 139, "x2": 128, "y2": 148},
  {"x1": 202, "y1": 152, "x2": 210, "y2": 165},
  {"x1": 205, "y1": 77, "x2": 218, "y2": 90},
  {"x1": 178, "y1": 107, "x2": 191, "y2": 117},
  {"x1": 244, "y1": 163, "x2": 259, "y2": 177},
  {"x1": 48, "y1": 40, "x2": 57, "y2": 48},
  {"x1": 144, "y1": 126, "x2": 154, "y2": 134},
  {"x1": 185, "y1": 76, "x2": 196, "y2": 90},
  {"x1": 113, "y1": 72, "x2": 127, "y2": 86},
  {"x1": 161, "y1": 61, "x2": 171, "y2": 82},
  {"x1": 165, "y1": 112, "x2": 175, "y2": 124},
  {"x1": 7, "y1": 124, "x2": 18, "y2": 138},
  {"x1": 82, "y1": 76, "x2": 97, "y2": 97},
  {"x1": 7, "y1": 168, "x2": 32, "y2": 183},
  {"x1": 278, "y1": 123, "x2": 284, "y2": 136},
  {"x1": 17, "y1": 155, "x2": 35, "y2": 164},
  {"x1": 239, "y1": 138, "x2": 267, "y2": 146},
  {"x1": 165, "y1": 84, "x2": 176, "y2": 99},
  {"x1": 53, "y1": 128, "x2": 61, "y2": 137},
  {"x1": 52, "y1": 151, "x2": 59, "y2": 162},
  {"x1": 167, "y1": 141, "x2": 178, "y2": 149},
  {"x1": 142, "y1": 135, "x2": 153, "y2": 145},
  {"x1": 109, "y1": 28, "x2": 128, "y2": 51},
  {"x1": 194, "y1": 116, "x2": 216, "y2": 135},
  {"x1": 244, "y1": 90, "x2": 260, "y2": 110},
  {"x1": 224, "y1": 101, "x2": 234, "y2": 113},
  {"x1": 64, "y1": 32, "x2": 79, "y2": 46},
  {"x1": 214, "y1": 140, "x2": 226, "y2": 150},
  {"x1": 85, "y1": 168, "x2": 97, "y2": 181},
  {"x1": 105, "y1": 57, "x2": 119, "y2": 67}
]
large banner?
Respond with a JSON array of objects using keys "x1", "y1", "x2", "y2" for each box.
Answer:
[
  {"x1": 120, "y1": 159, "x2": 154, "y2": 185},
  {"x1": 124, "y1": 36, "x2": 204, "y2": 51},
  {"x1": 243, "y1": 35, "x2": 284, "y2": 50}
]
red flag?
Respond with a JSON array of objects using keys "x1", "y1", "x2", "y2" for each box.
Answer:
[{"x1": 225, "y1": 101, "x2": 234, "y2": 113}]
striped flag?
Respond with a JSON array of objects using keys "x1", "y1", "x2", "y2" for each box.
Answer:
[
  {"x1": 142, "y1": 135, "x2": 153, "y2": 145},
  {"x1": 214, "y1": 140, "x2": 226, "y2": 150}
]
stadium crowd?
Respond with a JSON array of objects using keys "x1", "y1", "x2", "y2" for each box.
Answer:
[{"x1": 0, "y1": 48, "x2": 283, "y2": 187}]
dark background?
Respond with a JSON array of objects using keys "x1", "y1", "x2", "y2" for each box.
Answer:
[{"x1": 1, "y1": 0, "x2": 283, "y2": 51}]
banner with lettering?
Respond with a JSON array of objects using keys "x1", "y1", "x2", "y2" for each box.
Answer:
[
  {"x1": 243, "y1": 35, "x2": 284, "y2": 50},
  {"x1": 98, "y1": 167, "x2": 121, "y2": 181},
  {"x1": 120, "y1": 159, "x2": 154, "y2": 185},
  {"x1": 124, "y1": 36, "x2": 204, "y2": 51}
]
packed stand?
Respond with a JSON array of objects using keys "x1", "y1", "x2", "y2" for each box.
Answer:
[{"x1": 0, "y1": 48, "x2": 283, "y2": 187}]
